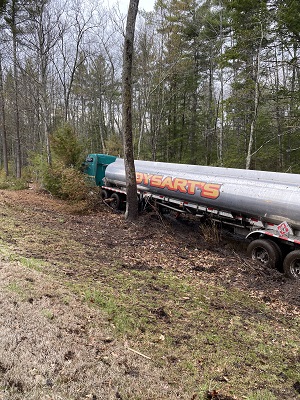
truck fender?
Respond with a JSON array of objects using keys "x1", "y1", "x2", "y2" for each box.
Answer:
[{"x1": 246, "y1": 230, "x2": 266, "y2": 241}]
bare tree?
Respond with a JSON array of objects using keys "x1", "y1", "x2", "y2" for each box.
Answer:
[
  {"x1": 5, "y1": 0, "x2": 22, "y2": 177},
  {"x1": 3, "y1": 0, "x2": 38, "y2": 177},
  {"x1": 25, "y1": 0, "x2": 62, "y2": 165},
  {"x1": 53, "y1": 1, "x2": 94, "y2": 122},
  {"x1": 122, "y1": 0, "x2": 139, "y2": 221}
]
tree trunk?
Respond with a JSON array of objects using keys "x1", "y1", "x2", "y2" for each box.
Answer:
[
  {"x1": 0, "y1": 55, "x2": 8, "y2": 176},
  {"x1": 217, "y1": 1, "x2": 224, "y2": 167},
  {"x1": 12, "y1": 1, "x2": 22, "y2": 178},
  {"x1": 245, "y1": 24, "x2": 263, "y2": 170},
  {"x1": 122, "y1": 0, "x2": 139, "y2": 221}
]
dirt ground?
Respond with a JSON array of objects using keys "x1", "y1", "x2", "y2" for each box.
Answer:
[{"x1": 0, "y1": 189, "x2": 299, "y2": 400}]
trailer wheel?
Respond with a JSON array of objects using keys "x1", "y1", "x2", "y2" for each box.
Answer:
[
  {"x1": 247, "y1": 239, "x2": 281, "y2": 270},
  {"x1": 101, "y1": 189, "x2": 108, "y2": 200},
  {"x1": 283, "y1": 251, "x2": 300, "y2": 280},
  {"x1": 110, "y1": 193, "x2": 120, "y2": 210}
]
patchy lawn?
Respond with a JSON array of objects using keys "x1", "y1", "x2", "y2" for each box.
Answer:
[{"x1": 0, "y1": 189, "x2": 299, "y2": 400}]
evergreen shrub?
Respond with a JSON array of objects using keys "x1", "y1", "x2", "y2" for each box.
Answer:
[{"x1": 29, "y1": 124, "x2": 98, "y2": 203}]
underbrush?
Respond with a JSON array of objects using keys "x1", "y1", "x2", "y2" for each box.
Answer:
[{"x1": 0, "y1": 170, "x2": 28, "y2": 190}]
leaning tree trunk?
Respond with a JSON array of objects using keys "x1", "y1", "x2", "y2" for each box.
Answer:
[{"x1": 122, "y1": 0, "x2": 139, "y2": 221}]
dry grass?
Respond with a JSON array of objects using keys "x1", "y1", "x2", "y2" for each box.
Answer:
[{"x1": 0, "y1": 261, "x2": 182, "y2": 400}]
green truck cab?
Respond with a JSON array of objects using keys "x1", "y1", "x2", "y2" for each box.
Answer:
[{"x1": 83, "y1": 154, "x2": 116, "y2": 186}]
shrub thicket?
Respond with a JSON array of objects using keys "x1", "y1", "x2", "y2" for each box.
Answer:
[
  {"x1": 0, "y1": 165, "x2": 29, "y2": 190},
  {"x1": 29, "y1": 124, "x2": 97, "y2": 202}
]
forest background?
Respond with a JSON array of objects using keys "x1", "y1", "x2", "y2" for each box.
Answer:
[{"x1": 0, "y1": 0, "x2": 300, "y2": 181}]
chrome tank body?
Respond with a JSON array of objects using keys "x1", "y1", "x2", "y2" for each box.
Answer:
[{"x1": 105, "y1": 158, "x2": 300, "y2": 230}]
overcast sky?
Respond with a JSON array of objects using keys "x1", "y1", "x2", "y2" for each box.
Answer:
[{"x1": 112, "y1": 0, "x2": 155, "y2": 13}]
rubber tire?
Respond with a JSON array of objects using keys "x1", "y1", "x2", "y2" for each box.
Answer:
[
  {"x1": 110, "y1": 193, "x2": 120, "y2": 210},
  {"x1": 266, "y1": 240, "x2": 283, "y2": 271},
  {"x1": 283, "y1": 250, "x2": 300, "y2": 280},
  {"x1": 101, "y1": 189, "x2": 108, "y2": 200},
  {"x1": 247, "y1": 239, "x2": 282, "y2": 270}
]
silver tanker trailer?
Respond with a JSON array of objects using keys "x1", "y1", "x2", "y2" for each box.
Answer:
[{"x1": 84, "y1": 154, "x2": 300, "y2": 280}]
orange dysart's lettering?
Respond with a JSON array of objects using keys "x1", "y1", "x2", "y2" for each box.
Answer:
[
  {"x1": 135, "y1": 171, "x2": 221, "y2": 199},
  {"x1": 186, "y1": 180, "x2": 205, "y2": 195},
  {"x1": 136, "y1": 172, "x2": 154, "y2": 186},
  {"x1": 201, "y1": 183, "x2": 221, "y2": 199},
  {"x1": 150, "y1": 175, "x2": 163, "y2": 187},
  {"x1": 136, "y1": 172, "x2": 144, "y2": 184},
  {"x1": 161, "y1": 176, "x2": 174, "y2": 190},
  {"x1": 173, "y1": 178, "x2": 188, "y2": 193},
  {"x1": 142, "y1": 173, "x2": 153, "y2": 185}
]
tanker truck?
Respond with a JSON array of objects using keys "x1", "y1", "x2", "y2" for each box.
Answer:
[{"x1": 83, "y1": 153, "x2": 300, "y2": 280}]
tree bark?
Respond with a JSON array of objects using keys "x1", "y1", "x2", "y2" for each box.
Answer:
[
  {"x1": 0, "y1": 55, "x2": 8, "y2": 176},
  {"x1": 122, "y1": 0, "x2": 139, "y2": 221},
  {"x1": 245, "y1": 23, "x2": 263, "y2": 170},
  {"x1": 11, "y1": 0, "x2": 22, "y2": 178}
]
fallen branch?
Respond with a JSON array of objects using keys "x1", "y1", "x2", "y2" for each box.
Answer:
[{"x1": 127, "y1": 347, "x2": 151, "y2": 360}]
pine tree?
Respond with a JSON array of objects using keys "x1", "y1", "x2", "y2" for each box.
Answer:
[{"x1": 222, "y1": 0, "x2": 271, "y2": 169}]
